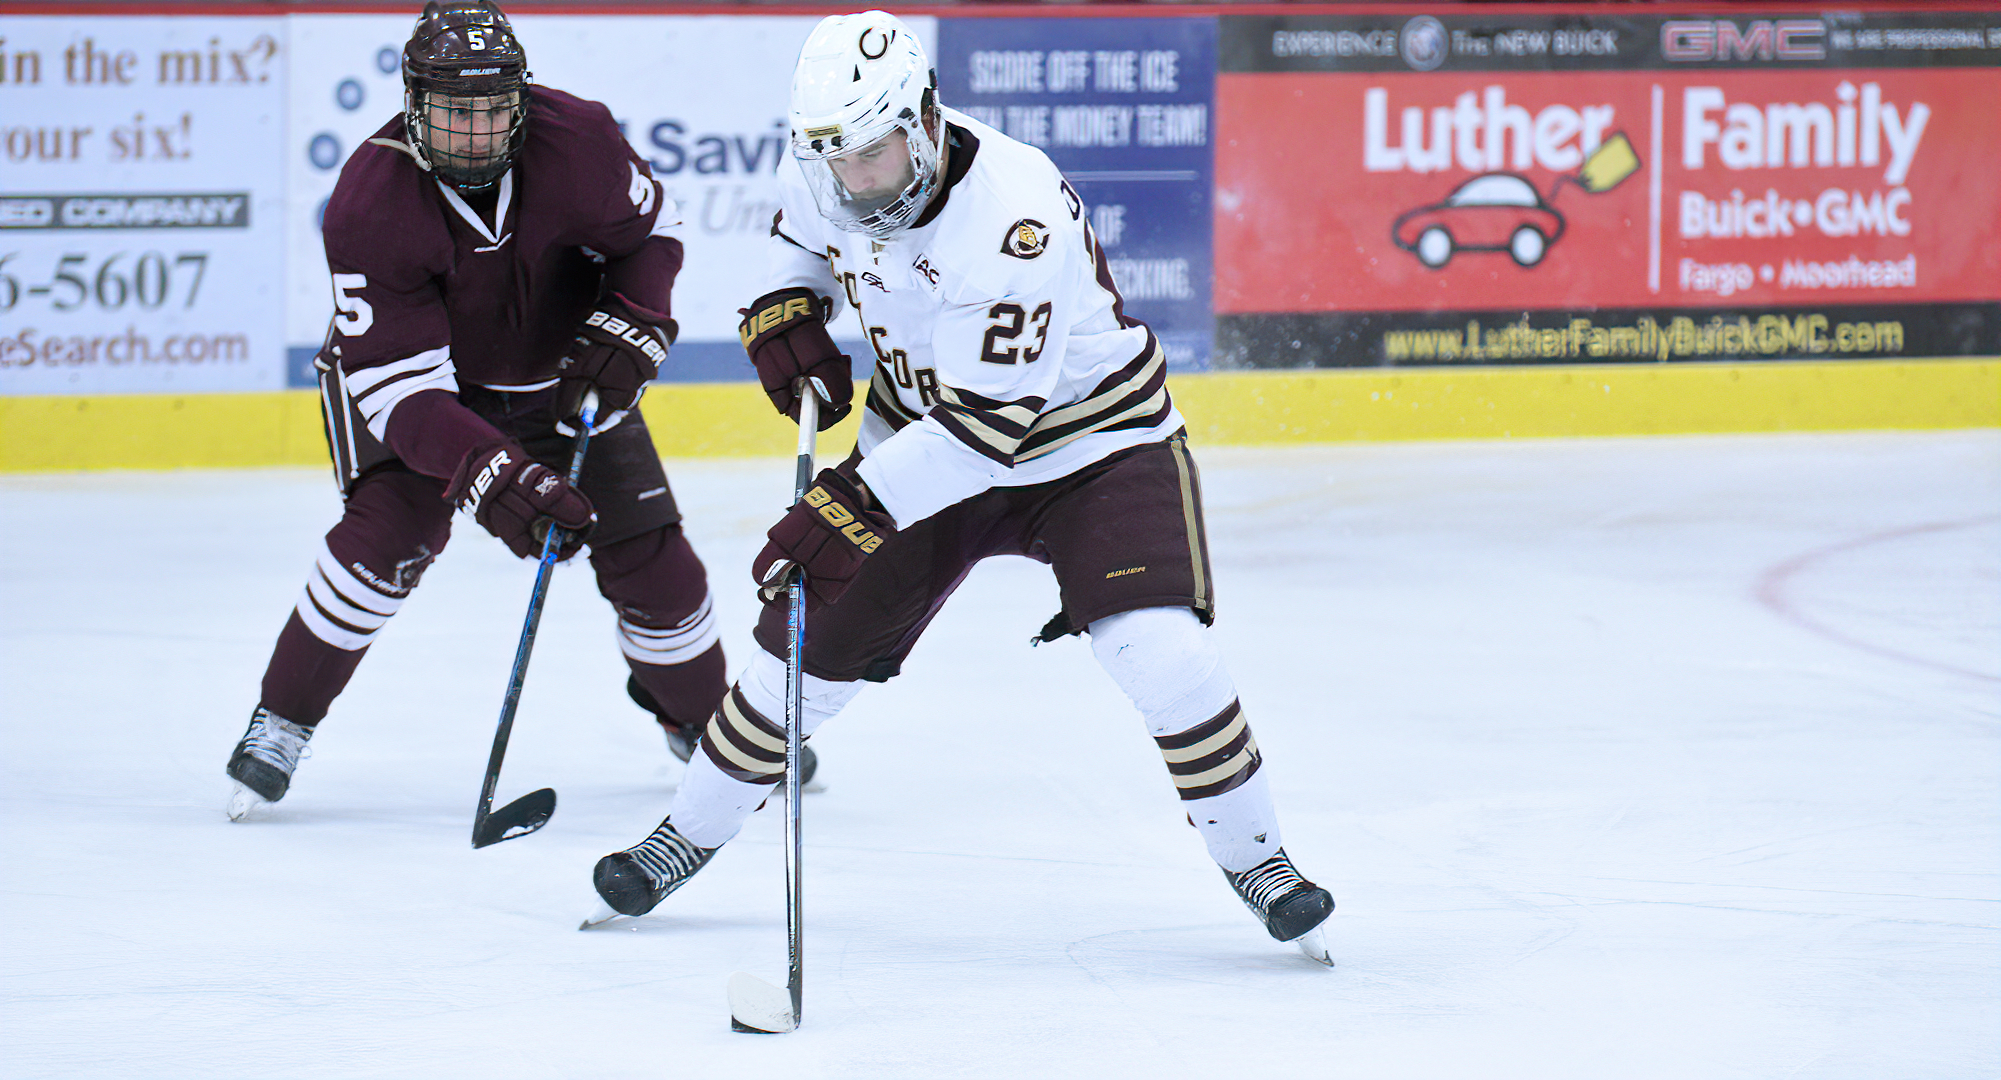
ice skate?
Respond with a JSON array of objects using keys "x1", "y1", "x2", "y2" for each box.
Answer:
[
  {"x1": 593, "y1": 819, "x2": 717, "y2": 916},
  {"x1": 224, "y1": 706, "x2": 314, "y2": 820},
  {"x1": 629, "y1": 674, "x2": 819, "y2": 785},
  {"x1": 1224, "y1": 849, "x2": 1334, "y2": 965}
]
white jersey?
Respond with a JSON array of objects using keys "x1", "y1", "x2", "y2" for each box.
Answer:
[{"x1": 761, "y1": 108, "x2": 1182, "y2": 529}]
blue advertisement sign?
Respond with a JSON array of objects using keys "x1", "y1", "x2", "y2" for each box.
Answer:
[{"x1": 938, "y1": 17, "x2": 1217, "y2": 371}]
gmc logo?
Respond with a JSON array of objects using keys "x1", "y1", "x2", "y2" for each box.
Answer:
[{"x1": 1662, "y1": 19, "x2": 1826, "y2": 62}]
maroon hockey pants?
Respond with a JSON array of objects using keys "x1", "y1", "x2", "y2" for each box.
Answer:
[{"x1": 257, "y1": 465, "x2": 725, "y2": 730}]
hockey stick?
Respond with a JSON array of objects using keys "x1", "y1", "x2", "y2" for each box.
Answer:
[
  {"x1": 728, "y1": 385, "x2": 818, "y2": 1034},
  {"x1": 471, "y1": 391, "x2": 599, "y2": 849}
]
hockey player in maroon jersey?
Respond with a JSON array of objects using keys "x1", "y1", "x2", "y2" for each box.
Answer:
[
  {"x1": 593, "y1": 11, "x2": 1333, "y2": 963},
  {"x1": 224, "y1": 1, "x2": 781, "y2": 819}
]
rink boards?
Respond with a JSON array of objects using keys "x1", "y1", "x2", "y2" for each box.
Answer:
[
  {"x1": 1, "y1": 359, "x2": 1995, "y2": 472},
  {"x1": 2, "y1": 3, "x2": 1997, "y2": 470}
]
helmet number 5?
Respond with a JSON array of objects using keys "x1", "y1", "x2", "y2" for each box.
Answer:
[
  {"x1": 980, "y1": 301, "x2": 1051, "y2": 364},
  {"x1": 467, "y1": 28, "x2": 487, "y2": 50},
  {"x1": 332, "y1": 273, "x2": 374, "y2": 336}
]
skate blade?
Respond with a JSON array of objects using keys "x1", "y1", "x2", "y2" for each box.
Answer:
[
  {"x1": 727, "y1": 971, "x2": 798, "y2": 1033},
  {"x1": 579, "y1": 901, "x2": 627, "y2": 931},
  {"x1": 225, "y1": 783, "x2": 266, "y2": 822},
  {"x1": 1293, "y1": 923, "x2": 1334, "y2": 967}
]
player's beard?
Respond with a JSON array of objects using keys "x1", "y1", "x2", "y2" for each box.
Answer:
[{"x1": 800, "y1": 125, "x2": 940, "y2": 238}]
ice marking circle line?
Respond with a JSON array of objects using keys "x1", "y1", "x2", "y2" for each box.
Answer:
[{"x1": 1753, "y1": 515, "x2": 2000, "y2": 684}]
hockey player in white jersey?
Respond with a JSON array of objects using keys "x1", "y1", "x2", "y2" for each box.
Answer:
[{"x1": 595, "y1": 10, "x2": 1333, "y2": 963}]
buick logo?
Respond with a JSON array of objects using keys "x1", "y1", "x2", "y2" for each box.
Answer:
[{"x1": 1401, "y1": 16, "x2": 1447, "y2": 71}]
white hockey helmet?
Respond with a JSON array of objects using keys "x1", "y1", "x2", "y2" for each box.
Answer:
[{"x1": 789, "y1": 11, "x2": 941, "y2": 238}]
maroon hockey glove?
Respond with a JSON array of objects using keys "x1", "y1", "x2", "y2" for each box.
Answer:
[
  {"x1": 448, "y1": 439, "x2": 597, "y2": 560},
  {"x1": 555, "y1": 292, "x2": 677, "y2": 434},
  {"x1": 739, "y1": 287, "x2": 852, "y2": 431},
  {"x1": 753, "y1": 468, "x2": 893, "y2": 607}
]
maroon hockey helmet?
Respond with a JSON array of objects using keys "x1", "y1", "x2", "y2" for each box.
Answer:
[{"x1": 401, "y1": 0, "x2": 531, "y2": 191}]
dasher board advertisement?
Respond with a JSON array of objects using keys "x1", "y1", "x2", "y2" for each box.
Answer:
[
  {"x1": 938, "y1": 17, "x2": 1217, "y2": 371},
  {"x1": 0, "y1": 17, "x2": 287, "y2": 395},
  {"x1": 1215, "y1": 9, "x2": 2001, "y2": 367},
  {"x1": 285, "y1": 13, "x2": 937, "y2": 386}
]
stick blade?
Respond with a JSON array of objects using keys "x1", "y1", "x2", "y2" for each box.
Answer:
[
  {"x1": 472, "y1": 787, "x2": 557, "y2": 848},
  {"x1": 727, "y1": 971, "x2": 798, "y2": 1033}
]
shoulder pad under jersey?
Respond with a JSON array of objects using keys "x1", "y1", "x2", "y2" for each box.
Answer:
[
  {"x1": 923, "y1": 119, "x2": 1073, "y2": 303},
  {"x1": 323, "y1": 116, "x2": 453, "y2": 275}
]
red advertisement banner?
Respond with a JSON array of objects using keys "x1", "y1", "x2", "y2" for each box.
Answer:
[{"x1": 1216, "y1": 66, "x2": 2000, "y2": 317}]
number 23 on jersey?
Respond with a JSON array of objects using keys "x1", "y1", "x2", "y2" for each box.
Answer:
[{"x1": 981, "y1": 301, "x2": 1050, "y2": 364}]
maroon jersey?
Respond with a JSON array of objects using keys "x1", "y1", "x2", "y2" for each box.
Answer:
[{"x1": 321, "y1": 85, "x2": 680, "y2": 475}]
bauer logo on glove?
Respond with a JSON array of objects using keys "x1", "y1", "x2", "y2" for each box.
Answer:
[
  {"x1": 754, "y1": 469, "x2": 894, "y2": 606},
  {"x1": 554, "y1": 292, "x2": 677, "y2": 435},
  {"x1": 804, "y1": 484, "x2": 884, "y2": 553},
  {"x1": 581, "y1": 309, "x2": 670, "y2": 366},
  {"x1": 459, "y1": 448, "x2": 513, "y2": 516},
  {"x1": 739, "y1": 294, "x2": 817, "y2": 347},
  {"x1": 448, "y1": 439, "x2": 597, "y2": 561},
  {"x1": 739, "y1": 286, "x2": 853, "y2": 430}
]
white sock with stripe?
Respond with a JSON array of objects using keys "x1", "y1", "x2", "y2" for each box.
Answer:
[
  {"x1": 615, "y1": 591, "x2": 721, "y2": 667},
  {"x1": 667, "y1": 648, "x2": 863, "y2": 849},
  {"x1": 1090, "y1": 606, "x2": 1283, "y2": 873}
]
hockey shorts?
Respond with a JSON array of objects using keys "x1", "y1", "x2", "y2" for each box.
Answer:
[{"x1": 752, "y1": 433, "x2": 1215, "y2": 683}]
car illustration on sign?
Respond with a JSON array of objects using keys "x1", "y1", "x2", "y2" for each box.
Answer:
[
  {"x1": 1393, "y1": 174, "x2": 1564, "y2": 268},
  {"x1": 1391, "y1": 132, "x2": 1641, "y2": 270}
]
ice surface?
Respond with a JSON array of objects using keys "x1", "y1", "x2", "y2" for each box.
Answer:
[{"x1": 2, "y1": 432, "x2": 1996, "y2": 1079}]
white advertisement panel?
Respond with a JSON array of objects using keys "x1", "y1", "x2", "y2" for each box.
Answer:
[
  {"x1": 284, "y1": 13, "x2": 937, "y2": 385},
  {"x1": 0, "y1": 16, "x2": 288, "y2": 395}
]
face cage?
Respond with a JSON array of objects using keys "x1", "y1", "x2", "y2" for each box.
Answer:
[
  {"x1": 798, "y1": 121, "x2": 940, "y2": 239},
  {"x1": 407, "y1": 87, "x2": 527, "y2": 192}
]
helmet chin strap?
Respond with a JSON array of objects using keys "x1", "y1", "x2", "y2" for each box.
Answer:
[
  {"x1": 917, "y1": 98, "x2": 945, "y2": 197},
  {"x1": 896, "y1": 115, "x2": 950, "y2": 232},
  {"x1": 931, "y1": 115, "x2": 949, "y2": 184}
]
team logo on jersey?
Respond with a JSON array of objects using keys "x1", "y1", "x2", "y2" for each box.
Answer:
[
  {"x1": 1000, "y1": 218, "x2": 1051, "y2": 259},
  {"x1": 911, "y1": 254, "x2": 940, "y2": 286},
  {"x1": 861, "y1": 272, "x2": 888, "y2": 292}
]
